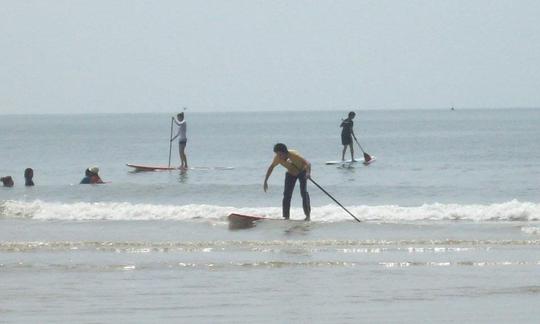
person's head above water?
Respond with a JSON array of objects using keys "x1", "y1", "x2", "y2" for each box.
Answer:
[
  {"x1": 24, "y1": 168, "x2": 34, "y2": 186},
  {"x1": 1, "y1": 176, "x2": 14, "y2": 187},
  {"x1": 24, "y1": 168, "x2": 33, "y2": 179},
  {"x1": 81, "y1": 166, "x2": 103, "y2": 184}
]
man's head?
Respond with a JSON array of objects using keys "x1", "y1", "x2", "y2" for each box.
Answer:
[
  {"x1": 348, "y1": 111, "x2": 356, "y2": 119},
  {"x1": 24, "y1": 168, "x2": 33, "y2": 179},
  {"x1": 177, "y1": 112, "x2": 184, "y2": 121},
  {"x1": 1, "y1": 176, "x2": 14, "y2": 187},
  {"x1": 273, "y1": 143, "x2": 288, "y2": 159}
]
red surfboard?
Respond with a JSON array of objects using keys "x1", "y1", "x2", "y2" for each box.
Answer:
[
  {"x1": 126, "y1": 164, "x2": 180, "y2": 171},
  {"x1": 227, "y1": 213, "x2": 307, "y2": 229},
  {"x1": 127, "y1": 164, "x2": 234, "y2": 172},
  {"x1": 228, "y1": 213, "x2": 268, "y2": 229}
]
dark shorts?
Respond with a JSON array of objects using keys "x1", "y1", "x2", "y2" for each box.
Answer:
[
  {"x1": 179, "y1": 139, "x2": 187, "y2": 145},
  {"x1": 341, "y1": 133, "x2": 352, "y2": 146}
]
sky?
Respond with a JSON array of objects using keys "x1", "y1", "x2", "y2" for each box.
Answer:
[{"x1": 1, "y1": 0, "x2": 540, "y2": 114}]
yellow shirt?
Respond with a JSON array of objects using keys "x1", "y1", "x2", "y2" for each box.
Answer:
[{"x1": 271, "y1": 150, "x2": 307, "y2": 176}]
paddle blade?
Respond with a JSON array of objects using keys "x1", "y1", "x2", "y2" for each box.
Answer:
[{"x1": 363, "y1": 152, "x2": 372, "y2": 162}]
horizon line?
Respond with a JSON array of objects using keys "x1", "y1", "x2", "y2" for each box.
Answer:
[{"x1": 1, "y1": 106, "x2": 539, "y2": 116}]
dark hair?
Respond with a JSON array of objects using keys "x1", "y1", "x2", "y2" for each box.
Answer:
[
  {"x1": 273, "y1": 143, "x2": 288, "y2": 153},
  {"x1": 348, "y1": 111, "x2": 356, "y2": 118},
  {"x1": 24, "y1": 168, "x2": 33, "y2": 178},
  {"x1": 1, "y1": 176, "x2": 14, "y2": 187}
]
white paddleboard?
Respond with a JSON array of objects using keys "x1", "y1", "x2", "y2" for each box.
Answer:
[
  {"x1": 325, "y1": 156, "x2": 376, "y2": 166},
  {"x1": 325, "y1": 159, "x2": 360, "y2": 165}
]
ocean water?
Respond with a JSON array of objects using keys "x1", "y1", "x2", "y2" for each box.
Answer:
[{"x1": 1, "y1": 109, "x2": 540, "y2": 323}]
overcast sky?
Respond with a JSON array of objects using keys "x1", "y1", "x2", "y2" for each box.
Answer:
[{"x1": 1, "y1": 0, "x2": 539, "y2": 114}]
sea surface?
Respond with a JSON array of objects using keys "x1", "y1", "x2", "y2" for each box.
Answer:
[{"x1": 1, "y1": 109, "x2": 540, "y2": 323}]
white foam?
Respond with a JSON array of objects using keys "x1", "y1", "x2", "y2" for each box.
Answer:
[
  {"x1": 521, "y1": 226, "x2": 540, "y2": 235},
  {"x1": 1, "y1": 199, "x2": 539, "y2": 222},
  {"x1": 330, "y1": 200, "x2": 540, "y2": 222}
]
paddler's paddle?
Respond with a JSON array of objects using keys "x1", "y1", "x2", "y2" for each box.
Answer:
[
  {"x1": 287, "y1": 161, "x2": 361, "y2": 222},
  {"x1": 168, "y1": 117, "x2": 174, "y2": 168},
  {"x1": 353, "y1": 134, "x2": 373, "y2": 162},
  {"x1": 308, "y1": 177, "x2": 361, "y2": 223}
]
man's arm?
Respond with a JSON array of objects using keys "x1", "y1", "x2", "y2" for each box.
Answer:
[
  {"x1": 292, "y1": 152, "x2": 312, "y2": 179},
  {"x1": 263, "y1": 164, "x2": 275, "y2": 192},
  {"x1": 91, "y1": 176, "x2": 104, "y2": 184},
  {"x1": 170, "y1": 117, "x2": 179, "y2": 141},
  {"x1": 298, "y1": 157, "x2": 311, "y2": 179},
  {"x1": 305, "y1": 160, "x2": 312, "y2": 179}
]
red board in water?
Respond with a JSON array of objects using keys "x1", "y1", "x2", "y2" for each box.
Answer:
[
  {"x1": 127, "y1": 164, "x2": 234, "y2": 172},
  {"x1": 228, "y1": 213, "x2": 267, "y2": 229},
  {"x1": 126, "y1": 164, "x2": 180, "y2": 171}
]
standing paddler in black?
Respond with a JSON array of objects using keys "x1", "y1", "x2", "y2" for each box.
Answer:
[
  {"x1": 263, "y1": 143, "x2": 312, "y2": 221},
  {"x1": 340, "y1": 111, "x2": 356, "y2": 161}
]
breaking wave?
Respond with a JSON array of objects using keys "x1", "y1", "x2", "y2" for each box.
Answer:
[{"x1": 1, "y1": 199, "x2": 539, "y2": 222}]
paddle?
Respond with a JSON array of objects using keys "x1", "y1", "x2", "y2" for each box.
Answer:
[
  {"x1": 308, "y1": 177, "x2": 362, "y2": 223},
  {"x1": 352, "y1": 134, "x2": 373, "y2": 162},
  {"x1": 168, "y1": 117, "x2": 174, "y2": 168},
  {"x1": 288, "y1": 160, "x2": 361, "y2": 222}
]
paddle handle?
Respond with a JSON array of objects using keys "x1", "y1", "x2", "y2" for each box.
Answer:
[
  {"x1": 309, "y1": 177, "x2": 361, "y2": 222},
  {"x1": 168, "y1": 117, "x2": 174, "y2": 168},
  {"x1": 352, "y1": 134, "x2": 366, "y2": 154}
]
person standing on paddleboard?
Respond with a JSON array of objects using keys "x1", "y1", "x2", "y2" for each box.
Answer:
[
  {"x1": 263, "y1": 143, "x2": 312, "y2": 221},
  {"x1": 171, "y1": 112, "x2": 188, "y2": 169},
  {"x1": 340, "y1": 111, "x2": 356, "y2": 161}
]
